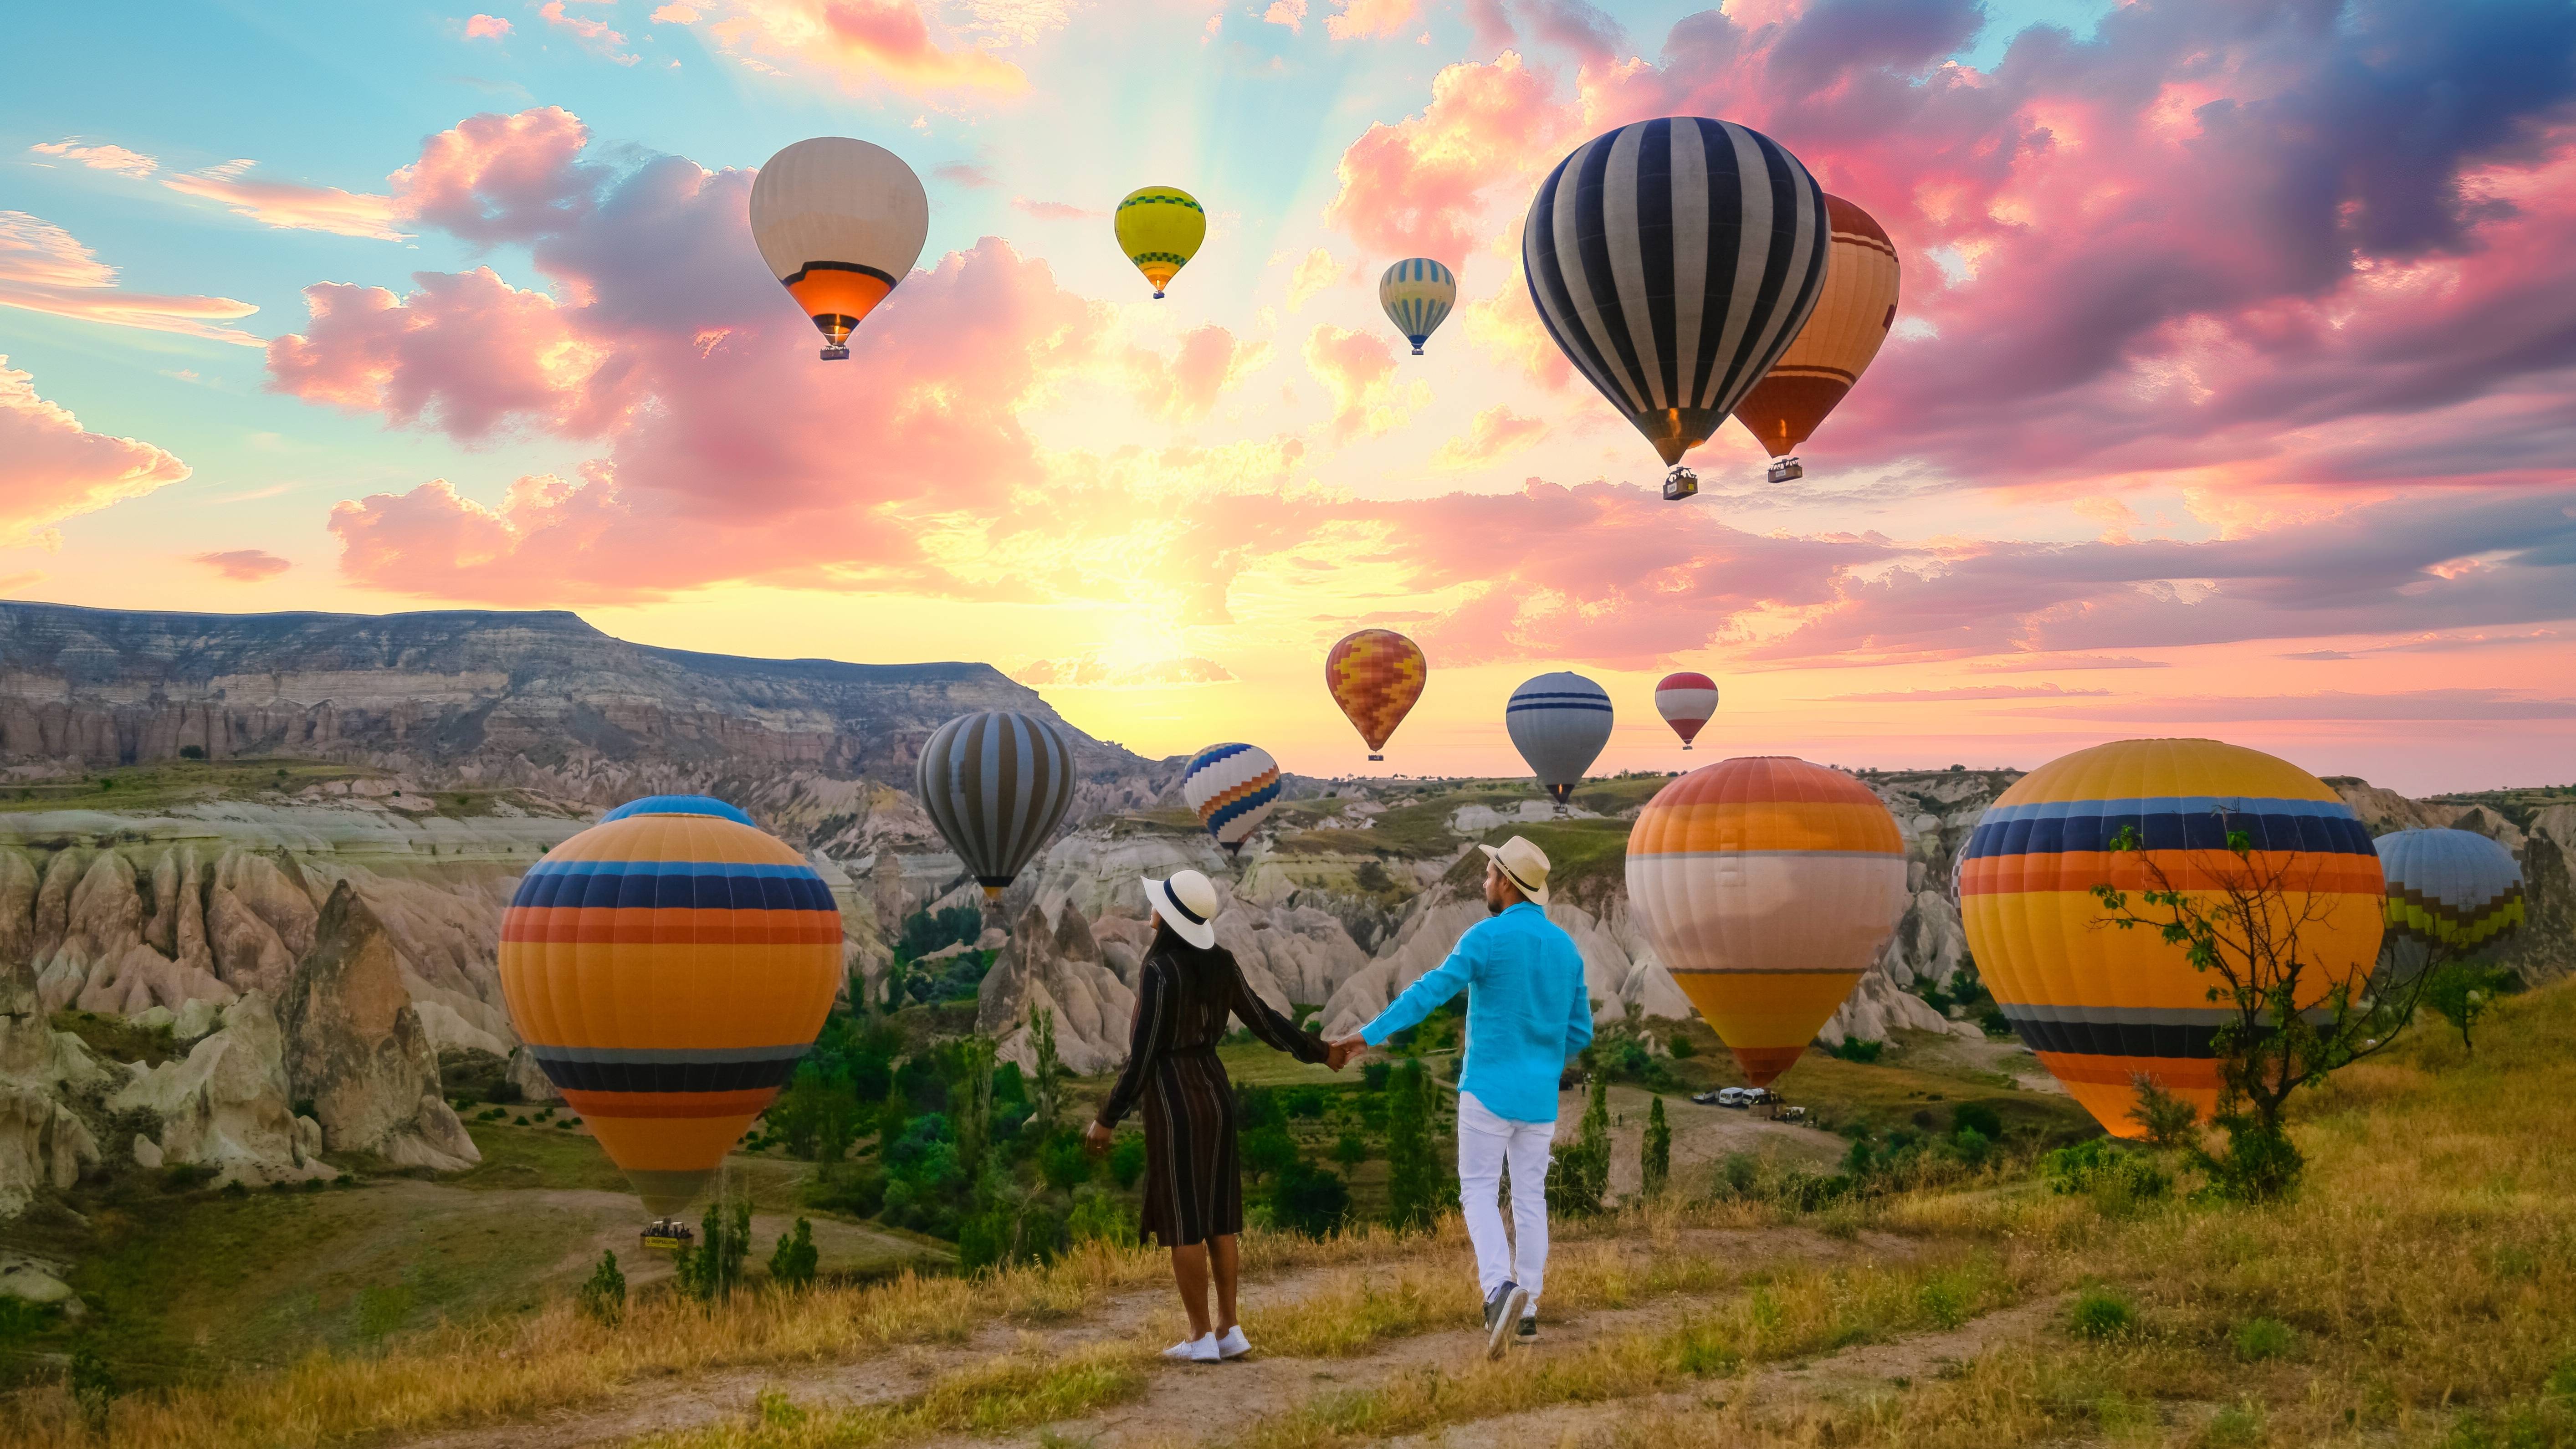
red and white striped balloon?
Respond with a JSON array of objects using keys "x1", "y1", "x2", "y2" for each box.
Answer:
[{"x1": 1654, "y1": 673, "x2": 1720, "y2": 750}]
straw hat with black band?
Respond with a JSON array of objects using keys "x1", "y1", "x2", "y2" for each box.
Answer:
[
  {"x1": 1476, "y1": 835, "x2": 1551, "y2": 906},
  {"x1": 1142, "y1": 869, "x2": 1221, "y2": 949}
]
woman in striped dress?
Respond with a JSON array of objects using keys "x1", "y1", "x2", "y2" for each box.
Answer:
[{"x1": 1085, "y1": 869, "x2": 1333, "y2": 1362}]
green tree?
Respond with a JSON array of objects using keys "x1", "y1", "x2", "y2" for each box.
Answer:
[
  {"x1": 677, "y1": 1199, "x2": 754, "y2": 1303},
  {"x1": 1331, "y1": 1131, "x2": 1368, "y2": 1169},
  {"x1": 2091, "y1": 818, "x2": 2439, "y2": 1201},
  {"x1": 767, "y1": 1218, "x2": 819, "y2": 1287},
  {"x1": 1382, "y1": 1058, "x2": 1446, "y2": 1231},
  {"x1": 954, "y1": 1037, "x2": 997, "y2": 1183},
  {"x1": 1269, "y1": 1159, "x2": 1351, "y2": 1239},
  {"x1": 1642, "y1": 1095, "x2": 1671, "y2": 1197},
  {"x1": 577, "y1": 1249, "x2": 626, "y2": 1324},
  {"x1": 1107, "y1": 1132, "x2": 1147, "y2": 1190},
  {"x1": 1039, "y1": 1132, "x2": 1092, "y2": 1192},
  {"x1": 1030, "y1": 1006, "x2": 1064, "y2": 1133},
  {"x1": 2424, "y1": 958, "x2": 2511, "y2": 1053},
  {"x1": 1243, "y1": 1125, "x2": 1300, "y2": 1184},
  {"x1": 1547, "y1": 1071, "x2": 1611, "y2": 1213}
]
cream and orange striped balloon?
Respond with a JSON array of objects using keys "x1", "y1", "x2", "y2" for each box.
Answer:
[
  {"x1": 1627, "y1": 758, "x2": 1907, "y2": 1087},
  {"x1": 1731, "y1": 193, "x2": 1901, "y2": 460}
]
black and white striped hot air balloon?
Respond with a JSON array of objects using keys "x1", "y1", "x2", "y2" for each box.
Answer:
[
  {"x1": 916, "y1": 711, "x2": 1076, "y2": 901},
  {"x1": 1521, "y1": 118, "x2": 1832, "y2": 500}
]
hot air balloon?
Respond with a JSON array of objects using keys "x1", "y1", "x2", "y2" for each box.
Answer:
[
  {"x1": 1182, "y1": 742, "x2": 1281, "y2": 856},
  {"x1": 1958, "y1": 739, "x2": 2384, "y2": 1137},
  {"x1": 1732, "y1": 193, "x2": 1900, "y2": 483},
  {"x1": 917, "y1": 711, "x2": 1077, "y2": 899},
  {"x1": 1522, "y1": 118, "x2": 1831, "y2": 501},
  {"x1": 1326, "y1": 629, "x2": 1425, "y2": 763},
  {"x1": 1115, "y1": 185, "x2": 1205, "y2": 299},
  {"x1": 2376, "y1": 828, "x2": 2524, "y2": 977},
  {"x1": 1506, "y1": 672, "x2": 1613, "y2": 806},
  {"x1": 749, "y1": 137, "x2": 929, "y2": 360},
  {"x1": 1655, "y1": 672, "x2": 1720, "y2": 750},
  {"x1": 1379, "y1": 258, "x2": 1457, "y2": 355},
  {"x1": 1628, "y1": 758, "x2": 1905, "y2": 1088},
  {"x1": 498, "y1": 795, "x2": 841, "y2": 1216}
]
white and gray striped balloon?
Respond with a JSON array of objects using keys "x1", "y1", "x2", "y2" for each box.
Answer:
[
  {"x1": 1521, "y1": 116, "x2": 1832, "y2": 469},
  {"x1": 1507, "y1": 672, "x2": 1614, "y2": 805},
  {"x1": 916, "y1": 710, "x2": 1076, "y2": 898}
]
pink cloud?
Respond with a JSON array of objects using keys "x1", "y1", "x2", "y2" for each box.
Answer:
[
  {"x1": 1433, "y1": 404, "x2": 1547, "y2": 469},
  {"x1": 463, "y1": 13, "x2": 512, "y2": 40},
  {"x1": 0, "y1": 357, "x2": 192, "y2": 544},
  {"x1": 1011, "y1": 197, "x2": 1099, "y2": 221},
  {"x1": 0, "y1": 212, "x2": 260, "y2": 345},
  {"x1": 191, "y1": 549, "x2": 292, "y2": 581},
  {"x1": 697, "y1": 0, "x2": 1025, "y2": 96},
  {"x1": 267, "y1": 267, "x2": 610, "y2": 441},
  {"x1": 1323, "y1": 50, "x2": 1568, "y2": 261},
  {"x1": 1261, "y1": 0, "x2": 1306, "y2": 33},
  {"x1": 935, "y1": 161, "x2": 995, "y2": 187},
  {"x1": 538, "y1": 0, "x2": 637, "y2": 63},
  {"x1": 162, "y1": 162, "x2": 407, "y2": 240},
  {"x1": 1302, "y1": 324, "x2": 1415, "y2": 442},
  {"x1": 1128, "y1": 325, "x2": 1266, "y2": 423},
  {"x1": 1324, "y1": 0, "x2": 1418, "y2": 42},
  {"x1": 389, "y1": 106, "x2": 599, "y2": 245},
  {"x1": 27, "y1": 140, "x2": 159, "y2": 178}
]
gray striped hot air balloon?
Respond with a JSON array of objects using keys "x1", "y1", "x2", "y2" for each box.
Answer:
[
  {"x1": 1506, "y1": 673, "x2": 1614, "y2": 807},
  {"x1": 1521, "y1": 117, "x2": 1831, "y2": 500},
  {"x1": 917, "y1": 711, "x2": 1077, "y2": 900}
]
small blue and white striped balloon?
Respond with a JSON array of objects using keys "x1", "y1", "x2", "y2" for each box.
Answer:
[
  {"x1": 1379, "y1": 258, "x2": 1457, "y2": 356},
  {"x1": 1506, "y1": 673, "x2": 1614, "y2": 804},
  {"x1": 1181, "y1": 742, "x2": 1282, "y2": 855}
]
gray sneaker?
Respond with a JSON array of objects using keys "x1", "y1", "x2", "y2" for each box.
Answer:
[
  {"x1": 1515, "y1": 1315, "x2": 1537, "y2": 1346},
  {"x1": 1484, "y1": 1282, "x2": 1530, "y2": 1360}
]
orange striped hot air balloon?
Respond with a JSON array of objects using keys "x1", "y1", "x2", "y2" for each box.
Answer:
[
  {"x1": 1731, "y1": 193, "x2": 1901, "y2": 481},
  {"x1": 1325, "y1": 629, "x2": 1426, "y2": 762},
  {"x1": 1627, "y1": 758, "x2": 1907, "y2": 1087},
  {"x1": 499, "y1": 795, "x2": 841, "y2": 1215},
  {"x1": 1957, "y1": 739, "x2": 2384, "y2": 1137}
]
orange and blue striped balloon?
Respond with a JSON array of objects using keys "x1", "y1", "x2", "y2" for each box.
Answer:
[
  {"x1": 1958, "y1": 739, "x2": 2384, "y2": 1137},
  {"x1": 499, "y1": 795, "x2": 841, "y2": 1214}
]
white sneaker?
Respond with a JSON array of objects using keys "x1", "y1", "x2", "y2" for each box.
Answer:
[
  {"x1": 1216, "y1": 1325, "x2": 1252, "y2": 1359},
  {"x1": 1163, "y1": 1333, "x2": 1220, "y2": 1363}
]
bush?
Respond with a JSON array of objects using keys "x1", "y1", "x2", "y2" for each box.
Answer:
[
  {"x1": 1665, "y1": 1032, "x2": 1696, "y2": 1059},
  {"x1": 577, "y1": 1249, "x2": 626, "y2": 1324},
  {"x1": 801, "y1": 1164, "x2": 886, "y2": 1217},
  {"x1": 1242, "y1": 1125, "x2": 1300, "y2": 1184},
  {"x1": 1065, "y1": 1188, "x2": 1137, "y2": 1248},
  {"x1": 1980, "y1": 1008, "x2": 2014, "y2": 1038},
  {"x1": 178, "y1": 744, "x2": 205, "y2": 759},
  {"x1": 160, "y1": 1162, "x2": 219, "y2": 1192},
  {"x1": 1039, "y1": 1132, "x2": 1092, "y2": 1193},
  {"x1": 1284, "y1": 1087, "x2": 1327, "y2": 1119},
  {"x1": 1830, "y1": 1036, "x2": 1884, "y2": 1064},
  {"x1": 2233, "y1": 1316, "x2": 2294, "y2": 1361},
  {"x1": 1268, "y1": 1159, "x2": 1351, "y2": 1239},
  {"x1": 1951, "y1": 1101, "x2": 2003, "y2": 1142},
  {"x1": 1712, "y1": 1152, "x2": 1758, "y2": 1200},
  {"x1": 1237, "y1": 1085, "x2": 1285, "y2": 1132},
  {"x1": 2069, "y1": 1285, "x2": 2137, "y2": 1340},
  {"x1": 767, "y1": 1218, "x2": 819, "y2": 1287},
  {"x1": 1331, "y1": 1132, "x2": 1367, "y2": 1168},
  {"x1": 2040, "y1": 1137, "x2": 2170, "y2": 1205},
  {"x1": 1642, "y1": 1096, "x2": 1671, "y2": 1196},
  {"x1": 1361, "y1": 1060, "x2": 1392, "y2": 1092},
  {"x1": 1107, "y1": 1133, "x2": 1147, "y2": 1190}
]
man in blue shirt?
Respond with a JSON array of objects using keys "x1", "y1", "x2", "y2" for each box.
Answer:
[{"x1": 1329, "y1": 835, "x2": 1593, "y2": 1358}]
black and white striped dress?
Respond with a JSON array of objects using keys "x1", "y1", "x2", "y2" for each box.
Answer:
[{"x1": 1096, "y1": 939, "x2": 1326, "y2": 1247}]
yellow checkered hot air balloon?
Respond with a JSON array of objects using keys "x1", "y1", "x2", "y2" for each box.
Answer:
[
  {"x1": 499, "y1": 796, "x2": 841, "y2": 1216},
  {"x1": 1957, "y1": 739, "x2": 2385, "y2": 1137},
  {"x1": 1115, "y1": 185, "x2": 1205, "y2": 298},
  {"x1": 1627, "y1": 758, "x2": 1907, "y2": 1088}
]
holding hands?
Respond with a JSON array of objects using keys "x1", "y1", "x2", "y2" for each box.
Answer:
[{"x1": 1326, "y1": 1035, "x2": 1367, "y2": 1072}]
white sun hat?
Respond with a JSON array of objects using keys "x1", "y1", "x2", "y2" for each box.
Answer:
[
  {"x1": 1475, "y1": 835, "x2": 1552, "y2": 906},
  {"x1": 1143, "y1": 869, "x2": 1221, "y2": 949}
]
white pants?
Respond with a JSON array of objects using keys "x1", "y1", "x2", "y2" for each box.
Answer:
[{"x1": 1456, "y1": 1091, "x2": 1553, "y2": 1312}]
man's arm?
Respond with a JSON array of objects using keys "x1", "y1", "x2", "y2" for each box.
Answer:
[
  {"x1": 1562, "y1": 939, "x2": 1595, "y2": 1060},
  {"x1": 1358, "y1": 926, "x2": 1482, "y2": 1046}
]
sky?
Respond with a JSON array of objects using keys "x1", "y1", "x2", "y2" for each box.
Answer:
[{"x1": 3, "y1": 0, "x2": 2573, "y2": 796}]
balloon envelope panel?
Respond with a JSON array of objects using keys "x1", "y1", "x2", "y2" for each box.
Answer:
[
  {"x1": 917, "y1": 711, "x2": 1077, "y2": 896},
  {"x1": 1506, "y1": 672, "x2": 1613, "y2": 804},
  {"x1": 1325, "y1": 629, "x2": 1426, "y2": 755},
  {"x1": 1958, "y1": 738, "x2": 2384, "y2": 1137},
  {"x1": 1732, "y1": 193, "x2": 1900, "y2": 459},
  {"x1": 2376, "y1": 827, "x2": 2524, "y2": 973},
  {"x1": 1183, "y1": 742, "x2": 1282, "y2": 854},
  {"x1": 1626, "y1": 758, "x2": 1905, "y2": 1086},
  {"x1": 499, "y1": 798, "x2": 841, "y2": 1214},
  {"x1": 749, "y1": 137, "x2": 928, "y2": 347},
  {"x1": 1522, "y1": 117, "x2": 1832, "y2": 468}
]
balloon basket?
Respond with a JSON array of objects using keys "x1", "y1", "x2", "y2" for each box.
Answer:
[
  {"x1": 1367, "y1": 753, "x2": 1384, "y2": 762},
  {"x1": 1767, "y1": 457, "x2": 1803, "y2": 483},
  {"x1": 1411, "y1": 345, "x2": 1424, "y2": 356},
  {"x1": 1682, "y1": 744, "x2": 1693, "y2": 751},
  {"x1": 820, "y1": 345, "x2": 849, "y2": 360},
  {"x1": 1663, "y1": 467, "x2": 1698, "y2": 501}
]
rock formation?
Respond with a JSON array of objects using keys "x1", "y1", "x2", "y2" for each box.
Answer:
[
  {"x1": 106, "y1": 994, "x2": 335, "y2": 1188},
  {"x1": 277, "y1": 884, "x2": 477, "y2": 1171}
]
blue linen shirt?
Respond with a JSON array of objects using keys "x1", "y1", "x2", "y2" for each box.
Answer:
[{"x1": 1358, "y1": 901, "x2": 1593, "y2": 1123}]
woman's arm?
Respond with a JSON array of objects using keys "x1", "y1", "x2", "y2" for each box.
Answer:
[
  {"x1": 1096, "y1": 957, "x2": 1173, "y2": 1129},
  {"x1": 1226, "y1": 950, "x2": 1329, "y2": 1064}
]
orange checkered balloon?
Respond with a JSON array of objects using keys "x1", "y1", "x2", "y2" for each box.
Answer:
[{"x1": 1325, "y1": 629, "x2": 1426, "y2": 762}]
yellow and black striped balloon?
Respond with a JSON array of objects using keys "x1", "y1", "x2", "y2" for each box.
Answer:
[{"x1": 499, "y1": 796, "x2": 840, "y2": 1214}]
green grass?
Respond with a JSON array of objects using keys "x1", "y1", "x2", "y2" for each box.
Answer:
[
  {"x1": 51, "y1": 1009, "x2": 183, "y2": 1065},
  {"x1": 0, "y1": 758, "x2": 558, "y2": 820},
  {"x1": 449, "y1": 1121, "x2": 634, "y2": 1194}
]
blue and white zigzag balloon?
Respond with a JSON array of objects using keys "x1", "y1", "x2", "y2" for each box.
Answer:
[{"x1": 1180, "y1": 742, "x2": 1283, "y2": 856}]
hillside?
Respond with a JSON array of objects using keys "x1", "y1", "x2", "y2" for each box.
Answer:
[{"x1": 7, "y1": 961, "x2": 2573, "y2": 1447}]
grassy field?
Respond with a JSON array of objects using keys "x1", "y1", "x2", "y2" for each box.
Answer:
[
  {"x1": 10, "y1": 978, "x2": 2571, "y2": 1445},
  {"x1": 0, "y1": 757, "x2": 558, "y2": 819}
]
